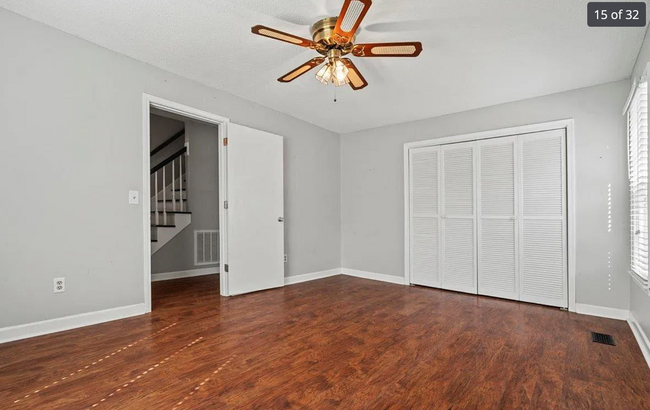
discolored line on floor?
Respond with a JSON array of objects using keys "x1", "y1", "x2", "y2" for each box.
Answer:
[
  {"x1": 85, "y1": 337, "x2": 203, "y2": 410},
  {"x1": 13, "y1": 322, "x2": 178, "y2": 404},
  {"x1": 171, "y1": 355, "x2": 236, "y2": 410}
]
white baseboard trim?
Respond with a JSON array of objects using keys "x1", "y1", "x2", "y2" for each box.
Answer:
[
  {"x1": 285, "y1": 269, "x2": 342, "y2": 285},
  {"x1": 628, "y1": 312, "x2": 650, "y2": 369},
  {"x1": 575, "y1": 303, "x2": 629, "y2": 321},
  {"x1": 284, "y1": 268, "x2": 409, "y2": 286},
  {"x1": 152, "y1": 267, "x2": 219, "y2": 282},
  {"x1": 342, "y1": 268, "x2": 408, "y2": 285},
  {"x1": 0, "y1": 303, "x2": 146, "y2": 344}
]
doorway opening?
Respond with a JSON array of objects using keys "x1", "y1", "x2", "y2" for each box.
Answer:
[
  {"x1": 142, "y1": 95, "x2": 230, "y2": 312},
  {"x1": 149, "y1": 110, "x2": 220, "y2": 308}
]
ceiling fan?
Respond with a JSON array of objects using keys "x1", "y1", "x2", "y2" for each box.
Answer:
[{"x1": 251, "y1": 0, "x2": 422, "y2": 90}]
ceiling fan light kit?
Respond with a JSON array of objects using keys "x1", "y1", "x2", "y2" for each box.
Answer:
[
  {"x1": 251, "y1": 0, "x2": 423, "y2": 90},
  {"x1": 315, "y1": 49, "x2": 350, "y2": 86}
]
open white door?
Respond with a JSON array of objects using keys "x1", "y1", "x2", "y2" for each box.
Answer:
[{"x1": 226, "y1": 123, "x2": 284, "y2": 295}]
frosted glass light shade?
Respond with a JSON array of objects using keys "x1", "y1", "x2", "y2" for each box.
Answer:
[
  {"x1": 332, "y1": 59, "x2": 349, "y2": 84},
  {"x1": 315, "y1": 64, "x2": 333, "y2": 84}
]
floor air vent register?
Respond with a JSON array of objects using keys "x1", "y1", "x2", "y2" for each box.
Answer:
[{"x1": 591, "y1": 332, "x2": 616, "y2": 346}]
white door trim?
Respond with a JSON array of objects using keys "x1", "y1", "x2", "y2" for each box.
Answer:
[
  {"x1": 403, "y1": 118, "x2": 576, "y2": 312},
  {"x1": 142, "y1": 94, "x2": 231, "y2": 313}
]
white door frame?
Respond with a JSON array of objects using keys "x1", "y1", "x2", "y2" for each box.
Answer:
[
  {"x1": 403, "y1": 119, "x2": 577, "y2": 312},
  {"x1": 142, "y1": 94, "x2": 231, "y2": 313}
]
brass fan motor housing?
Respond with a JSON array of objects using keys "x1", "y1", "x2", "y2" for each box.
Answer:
[{"x1": 310, "y1": 17, "x2": 355, "y2": 56}]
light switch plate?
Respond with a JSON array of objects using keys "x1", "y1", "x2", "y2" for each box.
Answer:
[{"x1": 129, "y1": 190, "x2": 139, "y2": 205}]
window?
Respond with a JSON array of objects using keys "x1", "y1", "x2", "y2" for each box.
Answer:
[{"x1": 628, "y1": 80, "x2": 649, "y2": 289}]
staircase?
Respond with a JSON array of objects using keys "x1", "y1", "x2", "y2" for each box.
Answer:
[{"x1": 150, "y1": 130, "x2": 191, "y2": 255}]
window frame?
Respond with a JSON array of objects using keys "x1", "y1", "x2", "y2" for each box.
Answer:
[{"x1": 627, "y1": 76, "x2": 649, "y2": 292}]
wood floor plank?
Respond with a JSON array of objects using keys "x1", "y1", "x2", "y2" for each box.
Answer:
[{"x1": 1, "y1": 275, "x2": 649, "y2": 409}]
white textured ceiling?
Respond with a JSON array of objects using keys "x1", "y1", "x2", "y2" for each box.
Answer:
[{"x1": 1, "y1": 0, "x2": 647, "y2": 133}]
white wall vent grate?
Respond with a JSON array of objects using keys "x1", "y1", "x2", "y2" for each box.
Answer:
[{"x1": 195, "y1": 229, "x2": 219, "y2": 266}]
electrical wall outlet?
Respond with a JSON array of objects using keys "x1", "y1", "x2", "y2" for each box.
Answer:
[
  {"x1": 54, "y1": 277, "x2": 65, "y2": 293},
  {"x1": 284, "y1": 254, "x2": 288, "y2": 263}
]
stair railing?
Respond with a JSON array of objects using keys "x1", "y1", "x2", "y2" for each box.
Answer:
[{"x1": 151, "y1": 146, "x2": 188, "y2": 226}]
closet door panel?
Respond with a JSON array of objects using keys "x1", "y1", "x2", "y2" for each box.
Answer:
[
  {"x1": 480, "y1": 142, "x2": 515, "y2": 215},
  {"x1": 522, "y1": 138, "x2": 564, "y2": 216},
  {"x1": 521, "y1": 219, "x2": 565, "y2": 305},
  {"x1": 480, "y1": 218, "x2": 517, "y2": 298},
  {"x1": 519, "y1": 130, "x2": 567, "y2": 308},
  {"x1": 409, "y1": 147, "x2": 441, "y2": 287},
  {"x1": 443, "y1": 218, "x2": 476, "y2": 292},
  {"x1": 441, "y1": 143, "x2": 477, "y2": 294},
  {"x1": 443, "y1": 147, "x2": 474, "y2": 216},
  {"x1": 478, "y1": 139, "x2": 518, "y2": 300}
]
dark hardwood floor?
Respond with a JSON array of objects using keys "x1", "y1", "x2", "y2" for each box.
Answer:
[{"x1": 1, "y1": 275, "x2": 649, "y2": 409}]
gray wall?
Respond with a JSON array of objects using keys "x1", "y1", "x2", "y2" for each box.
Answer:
[
  {"x1": 0, "y1": 9, "x2": 340, "y2": 328},
  {"x1": 150, "y1": 114, "x2": 184, "y2": 152},
  {"x1": 149, "y1": 113, "x2": 185, "y2": 167},
  {"x1": 629, "y1": 26, "x2": 650, "y2": 335},
  {"x1": 151, "y1": 120, "x2": 220, "y2": 274},
  {"x1": 340, "y1": 80, "x2": 631, "y2": 310}
]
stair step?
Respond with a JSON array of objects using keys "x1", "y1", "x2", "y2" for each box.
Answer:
[
  {"x1": 157, "y1": 199, "x2": 186, "y2": 202},
  {"x1": 173, "y1": 188, "x2": 187, "y2": 191},
  {"x1": 151, "y1": 224, "x2": 176, "y2": 228},
  {"x1": 151, "y1": 239, "x2": 158, "y2": 242}
]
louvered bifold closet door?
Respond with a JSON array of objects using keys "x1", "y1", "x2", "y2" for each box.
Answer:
[
  {"x1": 477, "y1": 137, "x2": 518, "y2": 300},
  {"x1": 519, "y1": 130, "x2": 568, "y2": 308},
  {"x1": 409, "y1": 147, "x2": 441, "y2": 287},
  {"x1": 441, "y1": 142, "x2": 478, "y2": 294}
]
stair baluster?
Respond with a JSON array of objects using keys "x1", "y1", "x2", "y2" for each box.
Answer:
[
  {"x1": 172, "y1": 158, "x2": 176, "y2": 212},
  {"x1": 154, "y1": 172, "x2": 159, "y2": 226},
  {"x1": 162, "y1": 165, "x2": 167, "y2": 225},
  {"x1": 179, "y1": 154, "x2": 184, "y2": 212}
]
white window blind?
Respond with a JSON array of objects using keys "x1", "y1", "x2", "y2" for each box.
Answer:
[{"x1": 628, "y1": 81, "x2": 649, "y2": 288}]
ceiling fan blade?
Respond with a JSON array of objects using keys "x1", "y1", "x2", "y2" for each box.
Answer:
[
  {"x1": 278, "y1": 57, "x2": 326, "y2": 83},
  {"x1": 352, "y1": 42, "x2": 423, "y2": 57},
  {"x1": 341, "y1": 58, "x2": 368, "y2": 90},
  {"x1": 333, "y1": 0, "x2": 372, "y2": 44},
  {"x1": 251, "y1": 25, "x2": 315, "y2": 48}
]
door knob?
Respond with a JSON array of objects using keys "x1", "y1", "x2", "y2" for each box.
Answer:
[{"x1": 278, "y1": 217, "x2": 284, "y2": 222}]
